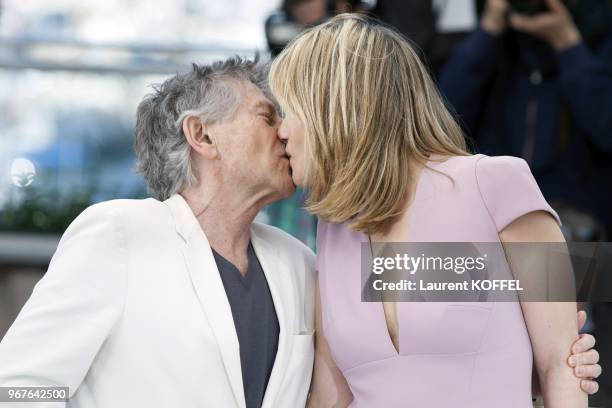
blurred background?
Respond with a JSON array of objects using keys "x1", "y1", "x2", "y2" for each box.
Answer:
[{"x1": 0, "y1": 0, "x2": 611, "y2": 405}]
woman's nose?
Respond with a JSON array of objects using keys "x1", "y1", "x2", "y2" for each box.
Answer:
[{"x1": 277, "y1": 120, "x2": 288, "y2": 141}]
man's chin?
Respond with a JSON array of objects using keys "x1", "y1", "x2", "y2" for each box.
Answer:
[
  {"x1": 271, "y1": 175, "x2": 296, "y2": 200},
  {"x1": 282, "y1": 182, "x2": 297, "y2": 198}
]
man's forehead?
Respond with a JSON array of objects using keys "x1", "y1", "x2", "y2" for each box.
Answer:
[{"x1": 235, "y1": 80, "x2": 278, "y2": 114}]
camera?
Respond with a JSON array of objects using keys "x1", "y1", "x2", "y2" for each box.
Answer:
[
  {"x1": 509, "y1": 0, "x2": 549, "y2": 15},
  {"x1": 476, "y1": 0, "x2": 610, "y2": 42}
]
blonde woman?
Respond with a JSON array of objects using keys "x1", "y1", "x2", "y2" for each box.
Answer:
[{"x1": 269, "y1": 13, "x2": 601, "y2": 408}]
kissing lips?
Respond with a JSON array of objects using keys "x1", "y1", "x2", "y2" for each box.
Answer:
[{"x1": 282, "y1": 152, "x2": 293, "y2": 176}]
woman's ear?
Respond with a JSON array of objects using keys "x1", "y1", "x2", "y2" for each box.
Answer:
[{"x1": 182, "y1": 116, "x2": 219, "y2": 160}]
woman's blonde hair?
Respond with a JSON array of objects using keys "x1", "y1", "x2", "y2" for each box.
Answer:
[{"x1": 269, "y1": 13, "x2": 469, "y2": 234}]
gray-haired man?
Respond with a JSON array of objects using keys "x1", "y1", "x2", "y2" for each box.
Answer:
[
  {"x1": 0, "y1": 57, "x2": 600, "y2": 408},
  {"x1": 0, "y1": 58, "x2": 315, "y2": 408}
]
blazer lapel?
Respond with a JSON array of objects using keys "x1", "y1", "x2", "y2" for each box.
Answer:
[
  {"x1": 164, "y1": 194, "x2": 245, "y2": 408},
  {"x1": 250, "y1": 226, "x2": 291, "y2": 408}
]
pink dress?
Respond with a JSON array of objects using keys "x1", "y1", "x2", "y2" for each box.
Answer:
[{"x1": 316, "y1": 154, "x2": 561, "y2": 407}]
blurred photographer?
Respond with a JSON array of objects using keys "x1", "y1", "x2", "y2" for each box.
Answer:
[
  {"x1": 265, "y1": 0, "x2": 329, "y2": 57},
  {"x1": 265, "y1": 0, "x2": 367, "y2": 57},
  {"x1": 439, "y1": 1, "x2": 612, "y2": 404},
  {"x1": 440, "y1": 0, "x2": 612, "y2": 239}
]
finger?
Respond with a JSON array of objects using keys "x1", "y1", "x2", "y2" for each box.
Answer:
[
  {"x1": 509, "y1": 13, "x2": 549, "y2": 33},
  {"x1": 581, "y1": 379, "x2": 599, "y2": 395},
  {"x1": 569, "y1": 349, "x2": 600, "y2": 369},
  {"x1": 495, "y1": 0, "x2": 511, "y2": 12},
  {"x1": 577, "y1": 310, "x2": 587, "y2": 331},
  {"x1": 575, "y1": 364, "x2": 603, "y2": 379},
  {"x1": 509, "y1": 13, "x2": 532, "y2": 31},
  {"x1": 571, "y1": 333, "x2": 596, "y2": 354},
  {"x1": 575, "y1": 349, "x2": 601, "y2": 366},
  {"x1": 544, "y1": 0, "x2": 565, "y2": 12}
]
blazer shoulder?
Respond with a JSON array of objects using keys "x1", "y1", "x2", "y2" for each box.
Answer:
[
  {"x1": 77, "y1": 197, "x2": 161, "y2": 217},
  {"x1": 70, "y1": 198, "x2": 170, "y2": 240}
]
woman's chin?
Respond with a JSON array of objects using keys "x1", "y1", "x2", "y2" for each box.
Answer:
[
  {"x1": 291, "y1": 173, "x2": 305, "y2": 188},
  {"x1": 287, "y1": 165, "x2": 304, "y2": 188}
]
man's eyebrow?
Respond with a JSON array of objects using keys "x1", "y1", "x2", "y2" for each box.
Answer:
[{"x1": 251, "y1": 100, "x2": 276, "y2": 114}]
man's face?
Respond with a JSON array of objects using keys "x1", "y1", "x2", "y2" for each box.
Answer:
[{"x1": 206, "y1": 80, "x2": 295, "y2": 202}]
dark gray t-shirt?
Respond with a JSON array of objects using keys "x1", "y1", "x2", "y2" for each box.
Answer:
[{"x1": 211, "y1": 242, "x2": 279, "y2": 408}]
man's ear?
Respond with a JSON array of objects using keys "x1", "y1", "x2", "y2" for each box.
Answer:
[{"x1": 182, "y1": 115, "x2": 219, "y2": 160}]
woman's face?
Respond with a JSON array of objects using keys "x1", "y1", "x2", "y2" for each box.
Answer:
[{"x1": 278, "y1": 112, "x2": 307, "y2": 187}]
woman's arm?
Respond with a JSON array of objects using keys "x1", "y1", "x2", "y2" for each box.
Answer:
[
  {"x1": 500, "y1": 210, "x2": 587, "y2": 407},
  {"x1": 307, "y1": 280, "x2": 353, "y2": 408},
  {"x1": 532, "y1": 310, "x2": 601, "y2": 397}
]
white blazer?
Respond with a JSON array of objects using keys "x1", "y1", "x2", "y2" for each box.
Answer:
[{"x1": 0, "y1": 194, "x2": 316, "y2": 408}]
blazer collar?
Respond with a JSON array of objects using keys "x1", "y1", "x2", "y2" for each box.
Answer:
[
  {"x1": 164, "y1": 194, "x2": 201, "y2": 243},
  {"x1": 163, "y1": 194, "x2": 291, "y2": 408},
  {"x1": 164, "y1": 194, "x2": 245, "y2": 407},
  {"x1": 250, "y1": 227, "x2": 291, "y2": 408}
]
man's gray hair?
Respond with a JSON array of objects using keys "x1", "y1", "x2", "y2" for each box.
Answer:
[{"x1": 134, "y1": 56, "x2": 269, "y2": 201}]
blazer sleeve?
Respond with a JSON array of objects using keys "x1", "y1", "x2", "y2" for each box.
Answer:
[
  {"x1": 475, "y1": 155, "x2": 562, "y2": 232},
  {"x1": 0, "y1": 201, "x2": 128, "y2": 403}
]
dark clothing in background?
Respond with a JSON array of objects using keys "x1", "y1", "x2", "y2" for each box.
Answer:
[
  {"x1": 212, "y1": 243, "x2": 279, "y2": 408},
  {"x1": 438, "y1": 27, "x2": 612, "y2": 238},
  {"x1": 372, "y1": 0, "x2": 437, "y2": 52},
  {"x1": 592, "y1": 302, "x2": 612, "y2": 404},
  {"x1": 372, "y1": 0, "x2": 468, "y2": 72}
]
